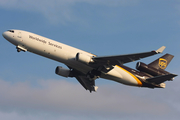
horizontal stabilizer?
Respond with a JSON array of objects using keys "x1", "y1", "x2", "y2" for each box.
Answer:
[{"x1": 146, "y1": 74, "x2": 177, "y2": 84}]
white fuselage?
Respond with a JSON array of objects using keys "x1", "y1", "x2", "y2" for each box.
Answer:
[{"x1": 3, "y1": 30, "x2": 142, "y2": 87}]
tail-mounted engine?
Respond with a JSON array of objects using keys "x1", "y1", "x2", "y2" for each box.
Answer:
[
  {"x1": 136, "y1": 62, "x2": 169, "y2": 76},
  {"x1": 75, "y1": 53, "x2": 94, "y2": 64}
]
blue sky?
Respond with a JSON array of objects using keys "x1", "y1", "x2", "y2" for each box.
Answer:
[{"x1": 1, "y1": 0, "x2": 180, "y2": 120}]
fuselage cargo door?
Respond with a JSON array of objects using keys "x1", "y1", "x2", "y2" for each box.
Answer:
[
  {"x1": 17, "y1": 32, "x2": 23, "y2": 42},
  {"x1": 16, "y1": 31, "x2": 27, "y2": 52}
]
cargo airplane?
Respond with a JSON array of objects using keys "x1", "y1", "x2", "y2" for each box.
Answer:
[{"x1": 2, "y1": 30, "x2": 177, "y2": 92}]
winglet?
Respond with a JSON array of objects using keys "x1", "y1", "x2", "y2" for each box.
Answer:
[
  {"x1": 156, "y1": 46, "x2": 166, "y2": 53},
  {"x1": 91, "y1": 86, "x2": 98, "y2": 92},
  {"x1": 94, "y1": 86, "x2": 98, "y2": 92}
]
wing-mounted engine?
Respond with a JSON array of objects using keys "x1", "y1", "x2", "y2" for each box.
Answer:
[
  {"x1": 75, "y1": 53, "x2": 94, "y2": 64},
  {"x1": 55, "y1": 66, "x2": 74, "y2": 77},
  {"x1": 55, "y1": 66, "x2": 98, "y2": 92},
  {"x1": 136, "y1": 62, "x2": 169, "y2": 76}
]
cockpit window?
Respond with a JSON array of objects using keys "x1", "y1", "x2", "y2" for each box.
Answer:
[{"x1": 8, "y1": 30, "x2": 14, "y2": 33}]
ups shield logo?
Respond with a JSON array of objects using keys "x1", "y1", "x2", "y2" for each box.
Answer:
[{"x1": 159, "y1": 58, "x2": 167, "y2": 69}]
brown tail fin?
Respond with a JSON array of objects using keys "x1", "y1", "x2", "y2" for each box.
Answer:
[{"x1": 148, "y1": 53, "x2": 174, "y2": 70}]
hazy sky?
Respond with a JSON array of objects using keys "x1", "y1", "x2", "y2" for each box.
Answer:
[{"x1": 0, "y1": 0, "x2": 180, "y2": 120}]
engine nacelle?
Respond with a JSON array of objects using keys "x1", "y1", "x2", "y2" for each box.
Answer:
[
  {"x1": 55, "y1": 66, "x2": 71, "y2": 77},
  {"x1": 75, "y1": 53, "x2": 94, "y2": 64},
  {"x1": 136, "y1": 62, "x2": 169, "y2": 76}
]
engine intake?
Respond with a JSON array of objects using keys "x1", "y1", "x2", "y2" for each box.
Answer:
[
  {"x1": 136, "y1": 62, "x2": 169, "y2": 76},
  {"x1": 75, "y1": 53, "x2": 94, "y2": 64}
]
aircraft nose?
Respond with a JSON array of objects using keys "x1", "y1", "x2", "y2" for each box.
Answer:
[{"x1": 2, "y1": 31, "x2": 8, "y2": 39}]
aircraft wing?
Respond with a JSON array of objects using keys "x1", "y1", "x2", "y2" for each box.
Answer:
[
  {"x1": 73, "y1": 46, "x2": 165, "y2": 92},
  {"x1": 92, "y1": 46, "x2": 166, "y2": 66},
  {"x1": 75, "y1": 75, "x2": 98, "y2": 92}
]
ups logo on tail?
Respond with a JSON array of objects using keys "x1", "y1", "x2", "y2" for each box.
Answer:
[{"x1": 159, "y1": 58, "x2": 167, "y2": 69}]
